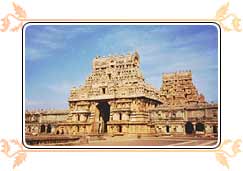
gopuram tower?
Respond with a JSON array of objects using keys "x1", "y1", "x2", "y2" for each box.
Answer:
[{"x1": 68, "y1": 51, "x2": 162, "y2": 135}]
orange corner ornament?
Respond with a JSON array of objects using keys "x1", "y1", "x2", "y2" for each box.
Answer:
[
  {"x1": 0, "y1": 2, "x2": 27, "y2": 32},
  {"x1": 0, "y1": 139, "x2": 27, "y2": 169},
  {"x1": 215, "y1": 2, "x2": 242, "y2": 32},
  {"x1": 215, "y1": 139, "x2": 242, "y2": 169}
]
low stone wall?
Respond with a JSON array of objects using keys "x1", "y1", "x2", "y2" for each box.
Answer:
[{"x1": 25, "y1": 135, "x2": 87, "y2": 146}]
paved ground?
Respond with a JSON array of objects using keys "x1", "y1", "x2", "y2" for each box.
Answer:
[{"x1": 83, "y1": 136, "x2": 218, "y2": 146}]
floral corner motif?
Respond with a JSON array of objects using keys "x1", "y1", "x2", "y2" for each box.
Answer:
[
  {"x1": 0, "y1": 2, "x2": 27, "y2": 32},
  {"x1": 215, "y1": 2, "x2": 242, "y2": 32},
  {"x1": 0, "y1": 139, "x2": 27, "y2": 170},
  {"x1": 215, "y1": 139, "x2": 242, "y2": 169}
]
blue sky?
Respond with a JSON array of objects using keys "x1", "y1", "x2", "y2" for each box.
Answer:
[{"x1": 25, "y1": 24, "x2": 218, "y2": 109}]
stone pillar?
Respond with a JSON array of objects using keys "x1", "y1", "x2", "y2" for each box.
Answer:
[{"x1": 89, "y1": 102, "x2": 99, "y2": 134}]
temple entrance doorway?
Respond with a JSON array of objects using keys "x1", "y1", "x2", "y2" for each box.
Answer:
[
  {"x1": 195, "y1": 122, "x2": 205, "y2": 132},
  {"x1": 185, "y1": 121, "x2": 194, "y2": 134},
  {"x1": 96, "y1": 102, "x2": 110, "y2": 134}
]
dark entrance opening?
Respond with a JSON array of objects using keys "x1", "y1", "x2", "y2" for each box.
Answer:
[
  {"x1": 166, "y1": 125, "x2": 170, "y2": 133},
  {"x1": 213, "y1": 125, "x2": 218, "y2": 134},
  {"x1": 196, "y1": 122, "x2": 205, "y2": 132},
  {"x1": 47, "y1": 124, "x2": 52, "y2": 133},
  {"x1": 118, "y1": 125, "x2": 122, "y2": 133},
  {"x1": 97, "y1": 102, "x2": 110, "y2": 133},
  {"x1": 102, "y1": 88, "x2": 106, "y2": 94},
  {"x1": 40, "y1": 124, "x2": 45, "y2": 133},
  {"x1": 185, "y1": 121, "x2": 194, "y2": 134}
]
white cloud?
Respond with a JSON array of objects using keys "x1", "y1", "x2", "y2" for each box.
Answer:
[
  {"x1": 25, "y1": 48, "x2": 45, "y2": 61},
  {"x1": 46, "y1": 82, "x2": 73, "y2": 94},
  {"x1": 46, "y1": 80, "x2": 83, "y2": 95},
  {"x1": 26, "y1": 99, "x2": 43, "y2": 106},
  {"x1": 25, "y1": 25, "x2": 93, "y2": 61}
]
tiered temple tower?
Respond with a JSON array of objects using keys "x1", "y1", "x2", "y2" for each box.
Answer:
[
  {"x1": 160, "y1": 71, "x2": 206, "y2": 106},
  {"x1": 68, "y1": 51, "x2": 161, "y2": 135}
]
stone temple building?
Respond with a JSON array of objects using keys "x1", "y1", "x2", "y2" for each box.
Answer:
[{"x1": 25, "y1": 51, "x2": 218, "y2": 144}]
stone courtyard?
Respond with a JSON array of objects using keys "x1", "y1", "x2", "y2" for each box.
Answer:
[
  {"x1": 83, "y1": 136, "x2": 217, "y2": 146},
  {"x1": 25, "y1": 51, "x2": 218, "y2": 146}
]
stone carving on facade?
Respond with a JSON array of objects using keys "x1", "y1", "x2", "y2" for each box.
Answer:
[{"x1": 25, "y1": 51, "x2": 218, "y2": 145}]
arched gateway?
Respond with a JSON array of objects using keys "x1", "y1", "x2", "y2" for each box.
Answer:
[{"x1": 96, "y1": 102, "x2": 110, "y2": 134}]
